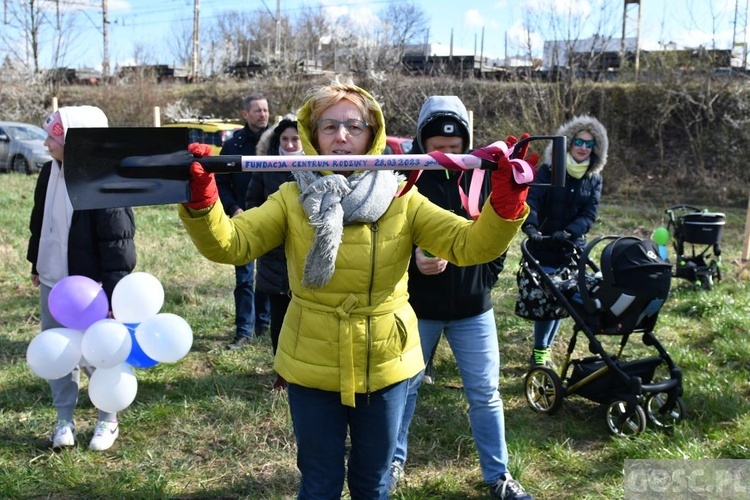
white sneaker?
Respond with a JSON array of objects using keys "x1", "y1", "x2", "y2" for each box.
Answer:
[
  {"x1": 89, "y1": 420, "x2": 119, "y2": 451},
  {"x1": 51, "y1": 419, "x2": 75, "y2": 448}
]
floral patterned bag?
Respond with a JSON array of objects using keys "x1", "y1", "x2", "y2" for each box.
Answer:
[{"x1": 514, "y1": 258, "x2": 572, "y2": 321}]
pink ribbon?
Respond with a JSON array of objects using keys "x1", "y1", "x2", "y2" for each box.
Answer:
[{"x1": 397, "y1": 140, "x2": 535, "y2": 220}]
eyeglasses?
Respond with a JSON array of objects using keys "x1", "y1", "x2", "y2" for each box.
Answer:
[
  {"x1": 572, "y1": 137, "x2": 595, "y2": 149},
  {"x1": 316, "y1": 118, "x2": 369, "y2": 136}
]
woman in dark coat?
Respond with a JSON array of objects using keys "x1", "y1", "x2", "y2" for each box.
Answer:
[
  {"x1": 521, "y1": 114, "x2": 608, "y2": 368},
  {"x1": 245, "y1": 113, "x2": 301, "y2": 389}
]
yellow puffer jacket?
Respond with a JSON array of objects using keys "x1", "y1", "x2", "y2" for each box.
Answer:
[
  {"x1": 179, "y1": 186, "x2": 525, "y2": 406},
  {"x1": 179, "y1": 83, "x2": 527, "y2": 406}
]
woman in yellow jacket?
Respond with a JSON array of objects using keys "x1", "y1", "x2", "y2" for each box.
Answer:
[{"x1": 179, "y1": 78, "x2": 530, "y2": 499}]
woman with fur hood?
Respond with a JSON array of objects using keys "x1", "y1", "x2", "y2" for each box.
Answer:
[{"x1": 521, "y1": 114, "x2": 608, "y2": 368}]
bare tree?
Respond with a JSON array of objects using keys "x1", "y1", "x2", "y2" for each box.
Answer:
[
  {"x1": 292, "y1": 6, "x2": 332, "y2": 66},
  {"x1": 2, "y1": 0, "x2": 50, "y2": 73},
  {"x1": 376, "y1": 2, "x2": 430, "y2": 67},
  {"x1": 513, "y1": 0, "x2": 620, "y2": 126},
  {"x1": 167, "y1": 20, "x2": 193, "y2": 69}
]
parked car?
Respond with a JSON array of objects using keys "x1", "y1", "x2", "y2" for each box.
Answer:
[
  {"x1": 384, "y1": 136, "x2": 413, "y2": 155},
  {"x1": 0, "y1": 121, "x2": 53, "y2": 174},
  {"x1": 162, "y1": 117, "x2": 243, "y2": 155}
]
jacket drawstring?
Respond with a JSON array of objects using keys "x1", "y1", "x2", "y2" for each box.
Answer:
[{"x1": 336, "y1": 294, "x2": 360, "y2": 407}]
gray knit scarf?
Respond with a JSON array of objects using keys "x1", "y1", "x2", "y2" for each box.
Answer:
[{"x1": 294, "y1": 169, "x2": 400, "y2": 288}]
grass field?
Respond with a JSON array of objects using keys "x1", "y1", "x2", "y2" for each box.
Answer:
[{"x1": 1, "y1": 173, "x2": 748, "y2": 499}]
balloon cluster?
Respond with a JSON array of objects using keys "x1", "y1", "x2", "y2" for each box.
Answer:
[{"x1": 26, "y1": 273, "x2": 192, "y2": 413}]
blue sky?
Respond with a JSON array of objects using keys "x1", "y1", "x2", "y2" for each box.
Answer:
[{"x1": 8, "y1": 0, "x2": 745, "y2": 70}]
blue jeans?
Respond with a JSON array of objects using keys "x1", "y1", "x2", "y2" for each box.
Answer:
[
  {"x1": 393, "y1": 309, "x2": 509, "y2": 483},
  {"x1": 234, "y1": 261, "x2": 270, "y2": 338},
  {"x1": 288, "y1": 381, "x2": 408, "y2": 500},
  {"x1": 534, "y1": 265, "x2": 563, "y2": 349}
]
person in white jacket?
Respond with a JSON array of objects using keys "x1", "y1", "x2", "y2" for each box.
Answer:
[{"x1": 27, "y1": 105, "x2": 137, "y2": 451}]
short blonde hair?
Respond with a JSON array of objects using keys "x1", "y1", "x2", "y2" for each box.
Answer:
[{"x1": 304, "y1": 77, "x2": 380, "y2": 142}]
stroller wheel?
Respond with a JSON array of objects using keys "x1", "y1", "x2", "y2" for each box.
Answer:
[
  {"x1": 524, "y1": 367, "x2": 564, "y2": 415},
  {"x1": 699, "y1": 272, "x2": 713, "y2": 290},
  {"x1": 645, "y1": 393, "x2": 686, "y2": 429},
  {"x1": 711, "y1": 260, "x2": 722, "y2": 284},
  {"x1": 605, "y1": 400, "x2": 647, "y2": 437}
]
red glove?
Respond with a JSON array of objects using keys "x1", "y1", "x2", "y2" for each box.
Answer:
[
  {"x1": 188, "y1": 142, "x2": 213, "y2": 157},
  {"x1": 489, "y1": 134, "x2": 537, "y2": 220},
  {"x1": 184, "y1": 143, "x2": 218, "y2": 210},
  {"x1": 507, "y1": 133, "x2": 539, "y2": 167}
]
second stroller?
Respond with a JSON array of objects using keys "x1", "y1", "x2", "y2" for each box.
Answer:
[{"x1": 665, "y1": 205, "x2": 725, "y2": 290}]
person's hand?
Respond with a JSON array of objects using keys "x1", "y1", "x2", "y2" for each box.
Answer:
[
  {"x1": 523, "y1": 225, "x2": 543, "y2": 243},
  {"x1": 414, "y1": 247, "x2": 447, "y2": 275},
  {"x1": 188, "y1": 142, "x2": 212, "y2": 158},
  {"x1": 551, "y1": 230, "x2": 571, "y2": 243},
  {"x1": 506, "y1": 133, "x2": 540, "y2": 168},
  {"x1": 30, "y1": 273, "x2": 40, "y2": 287},
  {"x1": 184, "y1": 143, "x2": 218, "y2": 210},
  {"x1": 489, "y1": 135, "x2": 535, "y2": 219}
]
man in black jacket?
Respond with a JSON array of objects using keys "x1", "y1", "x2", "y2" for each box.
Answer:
[
  {"x1": 389, "y1": 96, "x2": 533, "y2": 500},
  {"x1": 218, "y1": 94, "x2": 271, "y2": 349}
]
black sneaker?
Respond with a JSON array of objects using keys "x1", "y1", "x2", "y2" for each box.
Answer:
[
  {"x1": 255, "y1": 325, "x2": 270, "y2": 338},
  {"x1": 226, "y1": 335, "x2": 251, "y2": 350},
  {"x1": 489, "y1": 473, "x2": 533, "y2": 500}
]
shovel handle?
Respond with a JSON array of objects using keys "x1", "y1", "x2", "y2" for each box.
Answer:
[
  {"x1": 201, "y1": 153, "x2": 483, "y2": 172},
  {"x1": 118, "y1": 151, "x2": 484, "y2": 178},
  {"x1": 117, "y1": 135, "x2": 566, "y2": 188}
]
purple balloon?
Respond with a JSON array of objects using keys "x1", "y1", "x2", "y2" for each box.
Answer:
[
  {"x1": 124, "y1": 323, "x2": 159, "y2": 369},
  {"x1": 49, "y1": 276, "x2": 109, "y2": 331}
]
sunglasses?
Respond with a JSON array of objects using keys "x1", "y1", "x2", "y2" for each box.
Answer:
[
  {"x1": 317, "y1": 118, "x2": 369, "y2": 136},
  {"x1": 572, "y1": 137, "x2": 595, "y2": 149}
]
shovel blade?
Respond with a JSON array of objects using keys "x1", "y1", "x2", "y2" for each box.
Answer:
[{"x1": 65, "y1": 127, "x2": 192, "y2": 210}]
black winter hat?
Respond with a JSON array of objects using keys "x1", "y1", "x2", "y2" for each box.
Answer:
[{"x1": 420, "y1": 116, "x2": 467, "y2": 142}]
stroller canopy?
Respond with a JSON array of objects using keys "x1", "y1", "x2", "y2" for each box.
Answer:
[{"x1": 584, "y1": 237, "x2": 672, "y2": 333}]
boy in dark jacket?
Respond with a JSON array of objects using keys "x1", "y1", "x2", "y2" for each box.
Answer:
[
  {"x1": 390, "y1": 96, "x2": 533, "y2": 500},
  {"x1": 28, "y1": 106, "x2": 136, "y2": 451}
]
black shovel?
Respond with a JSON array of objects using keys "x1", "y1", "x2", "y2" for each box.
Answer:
[{"x1": 64, "y1": 127, "x2": 566, "y2": 210}]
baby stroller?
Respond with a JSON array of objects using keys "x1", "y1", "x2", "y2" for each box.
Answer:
[
  {"x1": 665, "y1": 205, "x2": 725, "y2": 290},
  {"x1": 521, "y1": 235, "x2": 685, "y2": 437}
]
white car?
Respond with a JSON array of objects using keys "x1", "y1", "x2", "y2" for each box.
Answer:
[{"x1": 0, "y1": 121, "x2": 53, "y2": 174}]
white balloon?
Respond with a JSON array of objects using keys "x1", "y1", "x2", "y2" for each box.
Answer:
[
  {"x1": 88, "y1": 364, "x2": 138, "y2": 413},
  {"x1": 111, "y1": 272, "x2": 165, "y2": 324},
  {"x1": 26, "y1": 328, "x2": 83, "y2": 380},
  {"x1": 81, "y1": 319, "x2": 132, "y2": 369},
  {"x1": 135, "y1": 313, "x2": 193, "y2": 363}
]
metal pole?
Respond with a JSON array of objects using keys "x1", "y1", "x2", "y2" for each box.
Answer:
[
  {"x1": 620, "y1": 0, "x2": 627, "y2": 71},
  {"x1": 102, "y1": 0, "x2": 109, "y2": 79},
  {"x1": 275, "y1": 0, "x2": 280, "y2": 57},
  {"x1": 634, "y1": 0, "x2": 641, "y2": 81},
  {"x1": 191, "y1": 0, "x2": 200, "y2": 80}
]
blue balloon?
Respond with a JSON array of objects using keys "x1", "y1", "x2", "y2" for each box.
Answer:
[
  {"x1": 124, "y1": 323, "x2": 159, "y2": 369},
  {"x1": 658, "y1": 245, "x2": 669, "y2": 261}
]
